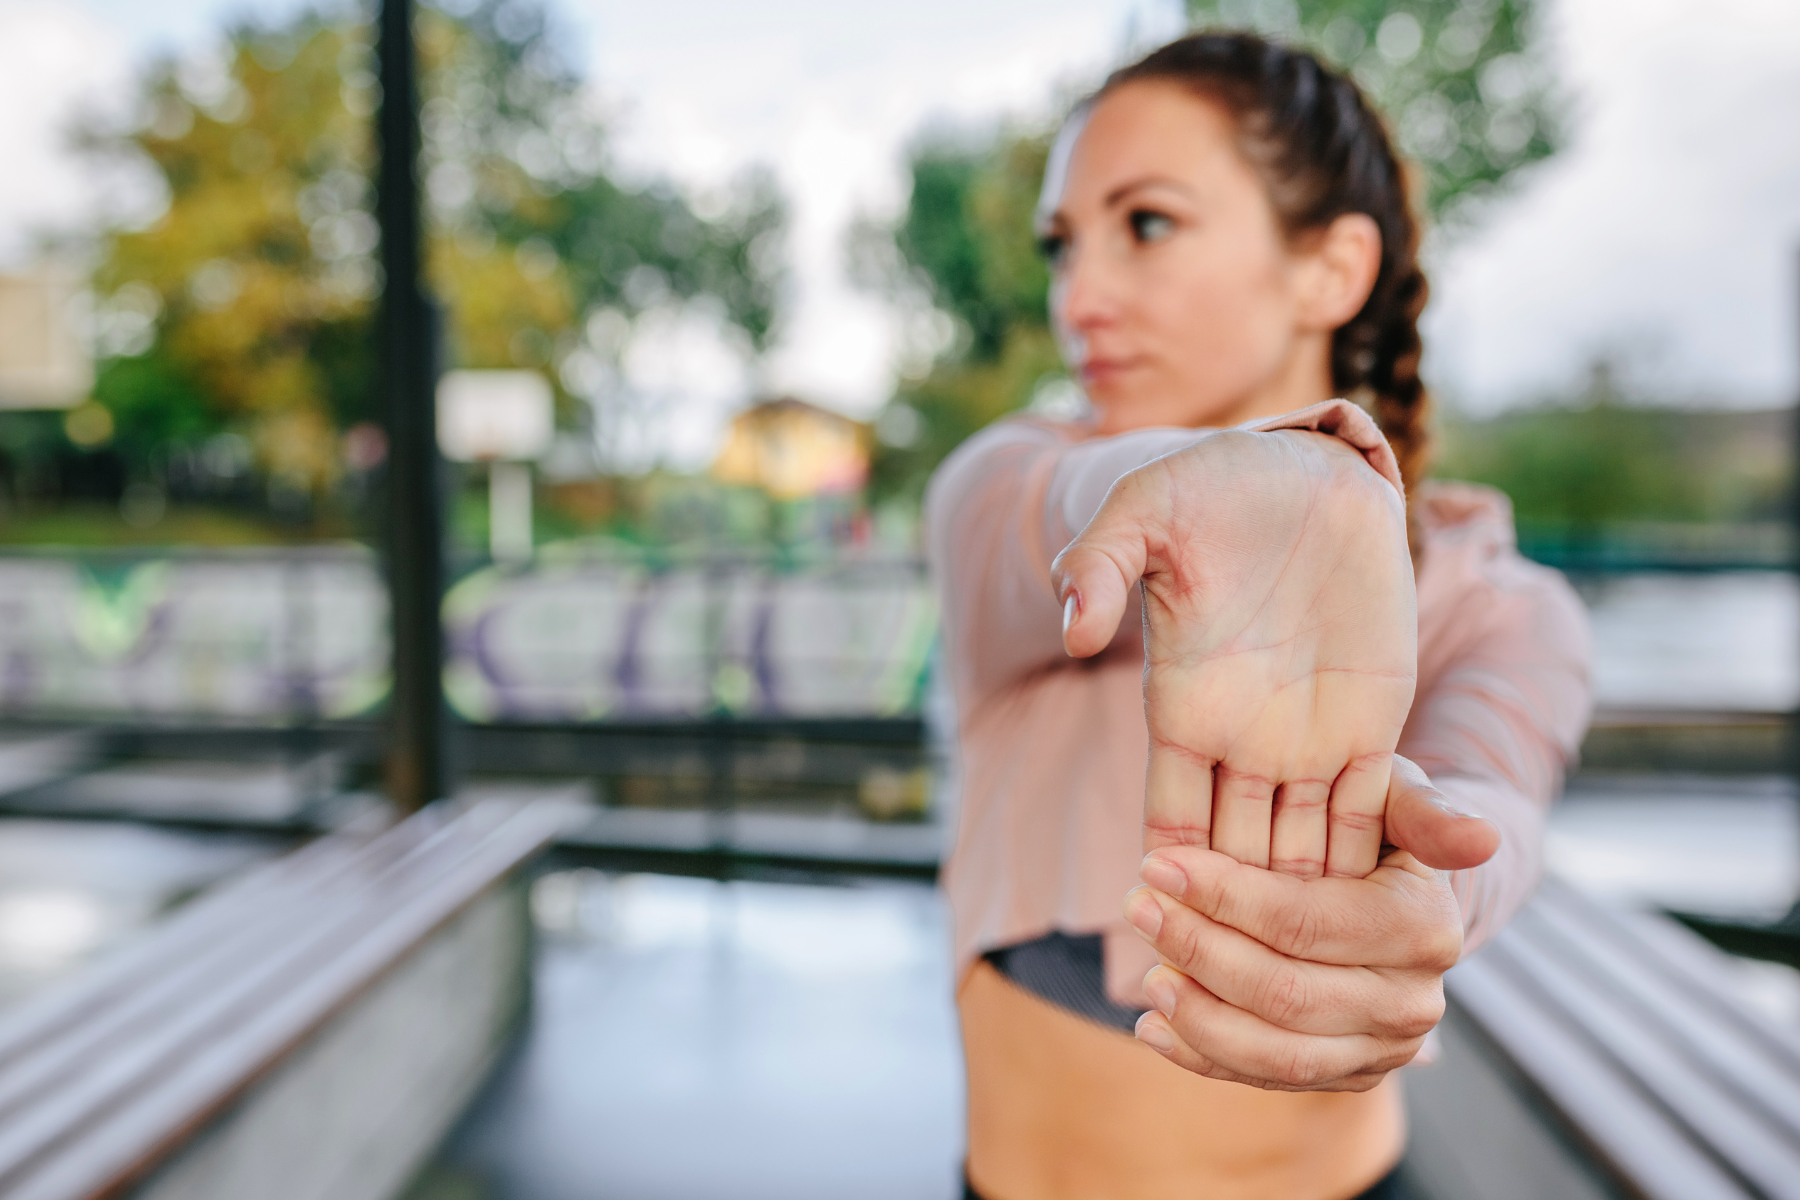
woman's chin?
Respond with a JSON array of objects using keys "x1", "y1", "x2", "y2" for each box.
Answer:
[{"x1": 1092, "y1": 393, "x2": 1235, "y2": 434}]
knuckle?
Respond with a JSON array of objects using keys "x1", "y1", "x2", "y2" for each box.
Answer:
[
  {"x1": 1275, "y1": 904, "x2": 1324, "y2": 958},
  {"x1": 1144, "y1": 817, "x2": 1211, "y2": 850},
  {"x1": 1413, "y1": 919, "x2": 1463, "y2": 970},
  {"x1": 1270, "y1": 855, "x2": 1324, "y2": 878},
  {"x1": 1276, "y1": 1042, "x2": 1328, "y2": 1089},
  {"x1": 1379, "y1": 1039, "x2": 1425, "y2": 1074},
  {"x1": 1329, "y1": 808, "x2": 1383, "y2": 836},
  {"x1": 1255, "y1": 968, "x2": 1311, "y2": 1028},
  {"x1": 1275, "y1": 786, "x2": 1328, "y2": 817},
  {"x1": 1195, "y1": 870, "x2": 1237, "y2": 923},
  {"x1": 1166, "y1": 913, "x2": 1210, "y2": 972},
  {"x1": 1394, "y1": 983, "x2": 1446, "y2": 1039}
]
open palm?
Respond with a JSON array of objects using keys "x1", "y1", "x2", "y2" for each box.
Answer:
[{"x1": 1052, "y1": 424, "x2": 1416, "y2": 879}]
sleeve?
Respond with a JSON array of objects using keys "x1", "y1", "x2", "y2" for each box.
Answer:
[
  {"x1": 924, "y1": 421, "x2": 1195, "y2": 710},
  {"x1": 924, "y1": 400, "x2": 1405, "y2": 713},
  {"x1": 1399, "y1": 554, "x2": 1593, "y2": 954}
]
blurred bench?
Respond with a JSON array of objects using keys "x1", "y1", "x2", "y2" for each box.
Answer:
[
  {"x1": 0, "y1": 798, "x2": 572, "y2": 1200},
  {"x1": 0, "y1": 730, "x2": 99, "y2": 799},
  {"x1": 1405, "y1": 876, "x2": 1800, "y2": 1200}
]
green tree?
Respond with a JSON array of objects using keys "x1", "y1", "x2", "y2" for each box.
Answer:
[
  {"x1": 1185, "y1": 0, "x2": 1562, "y2": 218},
  {"x1": 1434, "y1": 361, "x2": 1792, "y2": 540},
  {"x1": 78, "y1": 0, "x2": 783, "y2": 519},
  {"x1": 860, "y1": 130, "x2": 1065, "y2": 503}
]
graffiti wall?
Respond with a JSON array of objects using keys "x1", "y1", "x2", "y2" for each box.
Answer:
[{"x1": 0, "y1": 549, "x2": 936, "y2": 723}]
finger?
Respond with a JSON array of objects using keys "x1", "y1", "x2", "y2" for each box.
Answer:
[
  {"x1": 1141, "y1": 966, "x2": 1412, "y2": 1090},
  {"x1": 1140, "y1": 845, "x2": 1464, "y2": 970},
  {"x1": 1208, "y1": 765, "x2": 1275, "y2": 868},
  {"x1": 1144, "y1": 740, "x2": 1213, "y2": 853},
  {"x1": 1049, "y1": 503, "x2": 1149, "y2": 660},
  {"x1": 1133, "y1": 1010, "x2": 1230, "y2": 1078},
  {"x1": 1324, "y1": 751, "x2": 1391, "y2": 878},
  {"x1": 1384, "y1": 756, "x2": 1501, "y2": 871},
  {"x1": 1268, "y1": 778, "x2": 1330, "y2": 879},
  {"x1": 1123, "y1": 885, "x2": 1443, "y2": 1039},
  {"x1": 1136, "y1": 1011, "x2": 1392, "y2": 1093}
]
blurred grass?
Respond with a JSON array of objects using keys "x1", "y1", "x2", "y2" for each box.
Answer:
[
  {"x1": 397, "y1": 1165, "x2": 489, "y2": 1200},
  {"x1": 0, "y1": 504, "x2": 349, "y2": 548},
  {"x1": 1435, "y1": 403, "x2": 1791, "y2": 532}
]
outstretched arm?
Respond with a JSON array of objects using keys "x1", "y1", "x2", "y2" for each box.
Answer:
[{"x1": 925, "y1": 401, "x2": 1409, "y2": 718}]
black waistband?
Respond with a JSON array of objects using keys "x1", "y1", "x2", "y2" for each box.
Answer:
[
  {"x1": 982, "y1": 929, "x2": 1145, "y2": 1033},
  {"x1": 964, "y1": 1164, "x2": 1416, "y2": 1200}
]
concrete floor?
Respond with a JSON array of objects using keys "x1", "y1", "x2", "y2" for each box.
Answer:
[{"x1": 423, "y1": 872, "x2": 965, "y2": 1200}]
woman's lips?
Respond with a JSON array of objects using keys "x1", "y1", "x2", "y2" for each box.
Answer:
[{"x1": 1079, "y1": 357, "x2": 1141, "y2": 387}]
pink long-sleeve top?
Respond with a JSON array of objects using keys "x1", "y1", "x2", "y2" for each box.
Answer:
[{"x1": 927, "y1": 403, "x2": 1593, "y2": 1008}]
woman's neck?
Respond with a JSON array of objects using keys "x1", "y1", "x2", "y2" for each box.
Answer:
[
  {"x1": 1213, "y1": 334, "x2": 1337, "y2": 427},
  {"x1": 1092, "y1": 333, "x2": 1337, "y2": 434}
]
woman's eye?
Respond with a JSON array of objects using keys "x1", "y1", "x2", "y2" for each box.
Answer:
[
  {"x1": 1036, "y1": 233, "x2": 1067, "y2": 267},
  {"x1": 1129, "y1": 210, "x2": 1176, "y2": 244}
]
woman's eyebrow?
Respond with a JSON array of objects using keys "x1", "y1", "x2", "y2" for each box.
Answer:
[{"x1": 1104, "y1": 176, "x2": 1196, "y2": 207}]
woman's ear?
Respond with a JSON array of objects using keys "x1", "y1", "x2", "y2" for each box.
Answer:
[{"x1": 1298, "y1": 212, "x2": 1382, "y2": 331}]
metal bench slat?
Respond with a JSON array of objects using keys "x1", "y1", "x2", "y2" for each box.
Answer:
[
  {"x1": 1518, "y1": 897, "x2": 1800, "y2": 1147},
  {"x1": 0, "y1": 800, "x2": 568, "y2": 1200},
  {"x1": 1491, "y1": 924, "x2": 1800, "y2": 1198},
  {"x1": 5, "y1": 803, "x2": 563, "y2": 1200},
  {"x1": 0, "y1": 810, "x2": 418, "y2": 1072},
  {"x1": 0, "y1": 807, "x2": 513, "y2": 1181},
  {"x1": 1447, "y1": 952, "x2": 1756, "y2": 1200},
  {"x1": 0, "y1": 812, "x2": 458, "y2": 1129},
  {"x1": 1537, "y1": 877, "x2": 1800, "y2": 1075}
]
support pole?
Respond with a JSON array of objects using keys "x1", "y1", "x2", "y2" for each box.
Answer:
[
  {"x1": 1792, "y1": 244, "x2": 1800, "y2": 874},
  {"x1": 375, "y1": 0, "x2": 447, "y2": 811},
  {"x1": 489, "y1": 461, "x2": 534, "y2": 564}
]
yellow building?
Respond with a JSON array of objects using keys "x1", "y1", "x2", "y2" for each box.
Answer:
[
  {"x1": 0, "y1": 263, "x2": 92, "y2": 410},
  {"x1": 712, "y1": 397, "x2": 870, "y2": 500}
]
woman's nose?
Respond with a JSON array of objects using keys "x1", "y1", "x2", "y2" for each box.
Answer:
[{"x1": 1054, "y1": 242, "x2": 1121, "y2": 336}]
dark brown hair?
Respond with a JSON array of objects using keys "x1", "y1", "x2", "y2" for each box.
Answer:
[{"x1": 1101, "y1": 32, "x2": 1433, "y2": 495}]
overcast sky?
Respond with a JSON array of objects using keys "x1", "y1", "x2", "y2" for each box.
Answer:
[{"x1": 0, "y1": 0, "x2": 1794, "y2": 464}]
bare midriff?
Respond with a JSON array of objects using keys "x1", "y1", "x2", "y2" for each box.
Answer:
[{"x1": 960, "y1": 961, "x2": 1405, "y2": 1200}]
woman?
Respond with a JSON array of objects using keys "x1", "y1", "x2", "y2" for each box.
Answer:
[{"x1": 926, "y1": 32, "x2": 1591, "y2": 1200}]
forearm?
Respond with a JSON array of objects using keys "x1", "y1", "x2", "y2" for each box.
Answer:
[
  {"x1": 1046, "y1": 428, "x2": 1204, "y2": 542},
  {"x1": 1433, "y1": 773, "x2": 1550, "y2": 954},
  {"x1": 1046, "y1": 399, "x2": 1405, "y2": 541}
]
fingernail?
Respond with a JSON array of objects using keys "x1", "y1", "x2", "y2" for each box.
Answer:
[
  {"x1": 1144, "y1": 967, "x2": 1178, "y2": 1019},
  {"x1": 1124, "y1": 886, "x2": 1162, "y2": 938},
  {"x1": 1135, "y1": 1012, "x2": 1175, "y2": 1053},
  {"x1": 1140, "y1": 853, "x2": 1186, "y2": 895},
  {"x1": 1062, "y1": 593, "x2": 1079, "y2": 635}
]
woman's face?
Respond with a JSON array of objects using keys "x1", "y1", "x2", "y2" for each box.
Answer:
[{"x1": 1038, "y1": 80, "x2": 1359, "y2": 433}]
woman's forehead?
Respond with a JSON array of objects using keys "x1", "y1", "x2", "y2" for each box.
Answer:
[
  {"x1": 1038, "y1": 82, "x2": 1241, "y2": 220},
  {"x1": 1035, "y1": 101, "x2": 1091, "y2": 228}
]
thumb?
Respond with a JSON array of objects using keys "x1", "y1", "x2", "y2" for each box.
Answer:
[
  {"x1": 1049, "y1": 492, "x2": 1151, "y2": 660},
  {"x1": 1383, "y1": 755, "x2": 1500, "y2": 872}
]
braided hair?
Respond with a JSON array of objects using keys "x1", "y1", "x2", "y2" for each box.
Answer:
[{"x1": 1101, "y1": 32, "x2": 1434, "y2": 497}]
